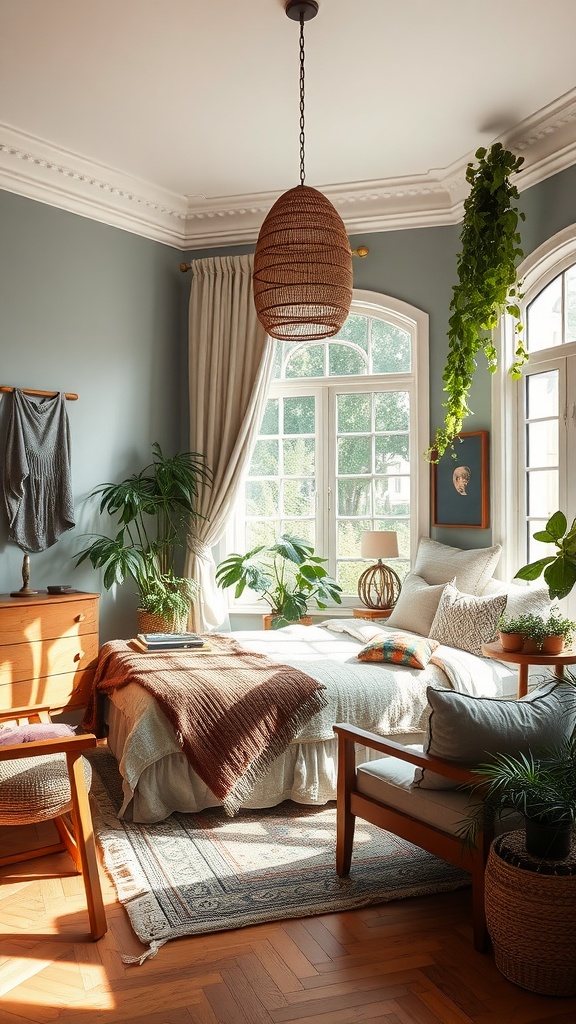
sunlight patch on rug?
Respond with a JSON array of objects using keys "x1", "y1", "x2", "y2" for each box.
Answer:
[{"x1": 88, "y1": 748, "x2": 470, "y2": 963}]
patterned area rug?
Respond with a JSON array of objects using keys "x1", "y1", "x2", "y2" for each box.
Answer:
[{"x1": 88, "y1": 748, "x2": 470, "y2": 963}]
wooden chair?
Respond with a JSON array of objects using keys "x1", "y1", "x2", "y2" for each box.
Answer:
[
  {"x1": 0, "y1": 704, "x2": 107, "y2": 940},
  {"x1": 334, "y1": 723, "x2": 493, "y2": 951}
]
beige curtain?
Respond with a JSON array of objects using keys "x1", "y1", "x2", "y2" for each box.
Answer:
[{"x1": 185, "y1": 253, "x2": 275, "y2": 632}]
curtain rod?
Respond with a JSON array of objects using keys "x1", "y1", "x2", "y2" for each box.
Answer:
[
  {"x1": 178, "y1": 246, "x2": 370, "y2": 273},
  {"x1": 0, "y1": 386, "x2": 79, "y2": 401}
]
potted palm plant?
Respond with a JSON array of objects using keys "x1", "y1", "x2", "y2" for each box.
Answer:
[
  {"x1": 215, "y1": 535, "x2": 342, "y2": 629},
  {"x1": 75, "y1": 442, "x2": 211, "y2": 633}
]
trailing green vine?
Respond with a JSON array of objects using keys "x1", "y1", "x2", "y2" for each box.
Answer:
[{"x1": 426, "y1": 143, "x2": 528, "y2": 462}]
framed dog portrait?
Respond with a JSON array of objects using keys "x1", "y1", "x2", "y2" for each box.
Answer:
[{"x1": 431, "y1": 431, "x2": 489, "y2": 529}]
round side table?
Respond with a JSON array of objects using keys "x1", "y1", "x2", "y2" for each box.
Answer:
[
  {"x1": 481, "y1": 641, "x2": 576, "y2": 698},
  {"x1": 352, "y1": 607, "x2": 392, "y2": 621}
]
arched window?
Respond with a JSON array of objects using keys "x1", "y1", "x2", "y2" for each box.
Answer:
[
  {"x1": 493, "y1": 226, "x2": 576, "y2": 614},
  {"x1": 227, "y1": 290, "x2": 429, "y2": 611}
]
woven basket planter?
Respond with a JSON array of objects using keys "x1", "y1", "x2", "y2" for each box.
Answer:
[
  {"x1": 137, "y1": 609, "x2": 188, "y2": 635},
  {"x1": 485, "y1": 832, "x2": 576, "y2": 996}
]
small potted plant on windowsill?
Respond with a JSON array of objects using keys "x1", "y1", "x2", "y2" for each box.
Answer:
[{"x1": 215, "y1": 535, "x2": 342, "y2": 629}]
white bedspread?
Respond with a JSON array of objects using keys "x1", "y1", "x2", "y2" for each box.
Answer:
[{"x1": 106, "y1": 620, "x2": 518, "y2": 821}]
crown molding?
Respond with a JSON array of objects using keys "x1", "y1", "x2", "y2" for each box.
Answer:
[{"x1": 1, "y1": 89, "x2": 576, "y2": 250}]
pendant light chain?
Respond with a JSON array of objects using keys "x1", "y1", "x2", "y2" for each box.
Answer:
[{"x1": 299, "y1": 12, "x2": 306, "y2": 187}]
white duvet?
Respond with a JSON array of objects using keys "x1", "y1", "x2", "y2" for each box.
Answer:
[{"x1": 106, "y1": 620, "x2": 518, "y2": 821}]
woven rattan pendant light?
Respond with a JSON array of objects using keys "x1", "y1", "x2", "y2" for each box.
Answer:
[{"x1": 253, "y1": 0, "x2": 353, "y2": 342}]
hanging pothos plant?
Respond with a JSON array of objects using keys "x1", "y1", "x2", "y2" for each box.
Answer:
[{"x1": 426, "y1": 143, "x2": 529, "y2": 462}]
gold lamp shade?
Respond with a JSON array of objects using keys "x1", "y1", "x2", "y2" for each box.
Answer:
[
  {"x1": 253, "y1": 184, "x2": 353, "y2": 341},
  {"x1": 358, "y1": 530, "x2": 401, "y2": 611}
]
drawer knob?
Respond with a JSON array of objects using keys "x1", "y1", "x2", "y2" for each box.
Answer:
[
  {"x1": 74, "y1": 651, "x2": 84, "y2": 662},
  {"x1": 75, "y1": 614, "x2": 86, "y2": 623}
]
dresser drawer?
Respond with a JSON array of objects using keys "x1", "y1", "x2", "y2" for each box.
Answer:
[
  {"x1": 0, "y1": 594, "x2": 99, "y2": 644},
  {"x1": 0, "y1": 632, "x2": 99, "y2": 686},
  {"x1": 0, "y1": 667, "x2": 96, "y2": 713}
]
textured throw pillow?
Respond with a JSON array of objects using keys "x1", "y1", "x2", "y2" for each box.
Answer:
[
  {"x1": 358, "y1": 632, "x2": 440, "y2": 669},
  {"x1": 414, "y1": 681, "x2": 576, "y2": 789},
  {"x1": 428, "y1": 582, "x2": 507, "y2": 656},
  {"x1": 414, "y1": 537, "x2": 502, "y2": 595},
  {"x1": 386, "y1": 573, "x2": 447, "y2": 636},
  {"x1": 0, "y1": 723, "x2": 75, "y2": 745}
]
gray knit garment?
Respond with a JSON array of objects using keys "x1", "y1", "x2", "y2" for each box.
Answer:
[{"x1": 3, "y1": 389, "x2": 75, "y2": 552}]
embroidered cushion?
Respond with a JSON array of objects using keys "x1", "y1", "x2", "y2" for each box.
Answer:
[
  {"x1": 428, "y1": 582, "x2": 508, "y2": 656},
  {"x1": 358, "y1": 632, "x2": 440, "y2": 669}
]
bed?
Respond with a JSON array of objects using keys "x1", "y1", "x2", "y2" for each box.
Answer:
[{"x1": 101, "y1": 617, "x2": 519, "y2": 822}]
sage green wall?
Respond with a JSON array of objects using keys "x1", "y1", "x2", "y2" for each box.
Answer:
[
  {"x1": 0, "y1": 190, "x2": 189, "y2": 641},
  {"x1": 1, "y1": 163, "x2": 574, "y2": 642}
]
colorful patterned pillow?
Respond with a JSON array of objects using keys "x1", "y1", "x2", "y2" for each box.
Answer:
[{"x1": 357, "y1": 632, "x2": 440, "y2": 669}]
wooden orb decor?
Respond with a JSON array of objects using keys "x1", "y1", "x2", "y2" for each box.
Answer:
[
  {"x1": 358, "y1": 562, "x2": 401, "y2": 611},
  {"x1": 253, "y1": 184, "x2": 353, "y2": 341}
]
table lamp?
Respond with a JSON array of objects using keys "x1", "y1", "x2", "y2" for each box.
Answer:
[{"x1": 358, "y1": 530, "x2": 401, "y2": 610}]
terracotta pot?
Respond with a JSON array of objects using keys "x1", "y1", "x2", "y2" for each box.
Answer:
[
  {"x1": 522, "y1": 638, "x2": 541, "y2": 654},
  {"x1": 262, "y1": 613, "x2": 312, "y2": 630},
  {"x1": 541, "y1": 634, "x2": 564, "y2": 655},
  {"x1": 498, "y1": 631, "x2": 524, "y2": 653}
]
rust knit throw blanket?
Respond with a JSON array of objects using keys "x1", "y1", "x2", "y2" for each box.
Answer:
[{"x1": 83, "y1": 636, "x2": 328, "y2": 816}]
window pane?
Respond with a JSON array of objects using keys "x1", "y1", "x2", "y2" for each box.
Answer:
[
  {"x1": 527, "y1": 470, "x2": 559, "y2": 518},
  {"x1": 337, "y1": 436, "x2": 371, "y2": 475},
  {"x1": 526, "y1": 420, "x2": 559, "y2": 468},
  {"x1": 283, "y1": 395, "x2": 315, "y2": 434},
  {"x1": 246, "y1": 480, "x2": 279, "y2": 517},
  {"x1": 282, "y1": 438, "x2": 315, "y2": 475},
  {"x1": 375, "y1": 435, "x2": 410, "y2": 471},
  {"x1": 282, "y1": 519, "x2": 314, "y2": 544},
  {"x1": 527, "y1": 519, "x2": 554, "y2": 562},
  {"x1": 375, "y1": 391, "x2": 410, "y2": 432},
  {"x1": 338, "y1": 519, "x2": 370, "y2": 557},
  {"x1": 372, "y1": 321, "x2": 411, "y2": 373},
  {"x1": 333, "y1": 314, "x2": 368, "y2": 349},
  {"x1": 283, "y1": 479, "x2": 315, "y2": 517},
  {"x1": 246, "y1": 520, "x2": 277, "y2": 550},
  {"x1": 338, "y1": 478, "x2": 371, "y2": 516},
  {"x1": 526, "y1": 371, "x2": 559, "y2": 419},
  {"x1": 259, "y1": 398, "x2": 279, "y2": 436},
  {"x1": 337, "y1": 393, "x2": 371, "y2": 433},
  {"x1": 250, "y1": 439, "x2": 279, "y2": 475},
  {"x1": 527, "y1": 276, "x2": 562, "y2": 351},
  {"x1": 374, "y1": 477, "x2": 410, "y2": 516},
  {"x1": 566, "y1": 265, "x2": 576, "y2": 343},
  {"x1": 337, "y1": 559, "x2": 365, "y2": 594},
  {"x1": 284, "y1": 344, "x2": 325, "y2": 378},
  {"x1": 329, "y1": 342, "x2": 366, "y2": 376}
]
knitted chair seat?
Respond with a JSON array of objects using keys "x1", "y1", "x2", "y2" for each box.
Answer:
[{"x1": 0, "y1": 753, "x2": 92, "y2": 825}]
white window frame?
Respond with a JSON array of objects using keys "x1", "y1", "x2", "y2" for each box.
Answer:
[
  {"x1": 493, "y1": 223, "x2": 576, "y2": 586},
  {"x1": 223, "y1": 289, "x2": 430, "y2": 614}
]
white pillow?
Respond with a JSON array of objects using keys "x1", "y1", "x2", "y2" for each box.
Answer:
[
  {"x1": 386, "y1": 573, "x2": 447, "y2": 636},
  {"x1": 483, "y1": 581, "x2": 553, "y2": 618},
  {"x1": 414, "y1": 538, "x2": 502, "y2": 596},
  {"x1": 428, "y1": 582, "x2": 507, "y2": 656},
  {"x1": 414, "y1": 681, "x2": 576, "y2": 789}
]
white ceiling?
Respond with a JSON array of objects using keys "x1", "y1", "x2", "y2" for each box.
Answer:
[{"x1": 1, "y1": 0, "x2": 576, "y2": 248}]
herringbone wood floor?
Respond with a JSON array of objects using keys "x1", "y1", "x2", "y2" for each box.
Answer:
[{"x1": 1, "y1": 821, "x2": 576, "y2": 1023}]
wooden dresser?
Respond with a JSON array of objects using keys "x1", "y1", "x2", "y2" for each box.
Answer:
[{"x1": 0, "y1": 591, "x2": 100, "y2": 713}]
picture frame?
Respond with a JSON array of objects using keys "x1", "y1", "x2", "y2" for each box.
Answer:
[{"x1": 431, "y1": 431, "x2": 489, "y2": 529}]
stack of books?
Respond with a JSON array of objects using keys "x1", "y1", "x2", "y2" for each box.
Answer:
[{"x1": 133, "y1": 632, "x2": 209, "y2": 653}]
